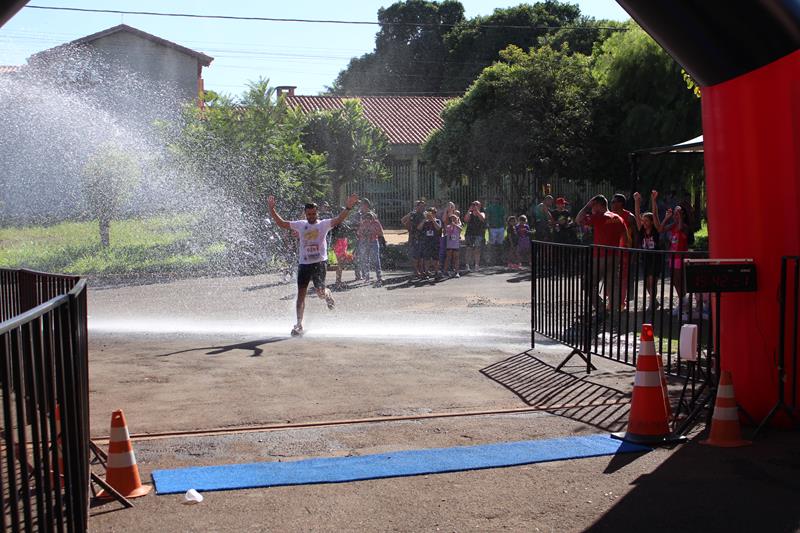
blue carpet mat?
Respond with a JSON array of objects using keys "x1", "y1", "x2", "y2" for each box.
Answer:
[{"x1": 152, "y1": 434, "x2": 649, "y2": 494}]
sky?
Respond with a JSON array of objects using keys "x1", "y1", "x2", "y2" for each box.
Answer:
[{"x1": 0, "y1": 1, "x2": 630, "y2": 96}]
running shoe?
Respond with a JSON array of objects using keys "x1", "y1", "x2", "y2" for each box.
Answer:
[
  {"x1": 290, "y1": 324, "x2": 304, "y2": 336},
  {"x1": 326, "y1": 293, "x2": 336, "y2": 310}
]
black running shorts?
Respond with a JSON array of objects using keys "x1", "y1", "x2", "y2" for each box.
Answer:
[{"x1": 297, "y1": 261, "x2": 327, "y2": 289}]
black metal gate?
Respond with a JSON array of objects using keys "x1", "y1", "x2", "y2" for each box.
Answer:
[
  {"x1": 531, "y1": 241, "x2": 715, "y2": 379},
  {"x1": 1, "y1": 269, "x2": 89, "y2": 532}
]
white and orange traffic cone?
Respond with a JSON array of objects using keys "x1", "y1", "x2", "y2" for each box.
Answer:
[
  {"x1": 701, "y1": 371, "x2": 751, "y2": 447},
  {"x1": 639, "y1": 328, "x2": 672, "y2": 419},
  {"x1": 613, "y1": 324, "x2": 686, "y2": 445},
  {"x1": 98, "y1": 409, "x2": 151, "y2": 499}
]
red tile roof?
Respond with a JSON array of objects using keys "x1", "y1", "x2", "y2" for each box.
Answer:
[
  {"x1": 284, "y1": 95, "x2": 451, "y2": 145},
  {"x1": 0, "y1": 65, "x2": 21, "y2": 74}
]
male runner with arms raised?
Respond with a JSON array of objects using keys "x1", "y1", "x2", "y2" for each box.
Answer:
[{"x1": 268, "y1": 193, "x2": 359, "y2": 336}]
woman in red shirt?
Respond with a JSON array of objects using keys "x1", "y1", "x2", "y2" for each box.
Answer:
[{"x1": 662, "y1": 205, "x2": 690, "y2": 312}]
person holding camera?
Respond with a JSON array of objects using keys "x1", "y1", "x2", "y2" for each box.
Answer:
[
  {"x1": 401, "y1": 200, "x2": 427, "y2": 278},
  {"x1": 464, "y1": 200, "x2": 487, "y2": 272},
  {"x1": 443, "y1": 213, "x2": 463, "y2": 276},
  {"x1": 416, "y1": 207, "x2": 443, "y2": 279}
]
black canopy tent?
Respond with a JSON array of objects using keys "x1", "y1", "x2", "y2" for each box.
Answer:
[{"x1": 629, "y1": 135, "x2": 704, "y2": 194}]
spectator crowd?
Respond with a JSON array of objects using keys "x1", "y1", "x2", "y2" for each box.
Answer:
[
  {"x1": 278, "y1": 188, "x2": 702, "y2": 314},
  {"x1": 316, "y1": 195, "x2": 535, "y2": 286}
]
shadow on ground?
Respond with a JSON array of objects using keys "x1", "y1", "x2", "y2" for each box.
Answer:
[
  {"x1": 155, "y1": 338, "x2": 285, "y2": 357},
  {"x1": 481, "y1": 351, "x2": 630, "y2": 433},
  {"x1": 589, "y1": 431, "x2": 800, "y2": 532}
]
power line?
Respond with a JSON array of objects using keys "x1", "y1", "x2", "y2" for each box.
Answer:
[{"x1": 25, "y1": 5, "x2": 627, "y2": 31}]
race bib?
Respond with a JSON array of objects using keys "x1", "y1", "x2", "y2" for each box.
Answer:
[
  {"x1": 305, "y1": 243, "x2": 320, "y2": 260},
  {"x1": 426, "y1": 230, "x2": 434, "y2": 237}
]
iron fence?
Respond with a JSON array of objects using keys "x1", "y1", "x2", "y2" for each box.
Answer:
[
  {"x1": 779, "y1": 256, "x2": 800, "y2": 412},
  {"x1": 532, "y1": 241, "x2": 715, "y2": 383},
  {"x1": 756, "y1": 256, "x2": 800, "y2": 433},
  {"x1": 0, "y1": 269, "x2": 89, "y2": 532},
  {"x1": 344, "y1": 160, "x2": 617, "y2": 228}
]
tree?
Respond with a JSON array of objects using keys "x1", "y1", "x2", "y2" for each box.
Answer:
[
  {"x1": 589, "y1": 23, "x2": 702, "y2": 189},
  {"x1": 169, "y1": 79, "x2": 326, "y2": 264},
  {"x1": 442, "y1": 2, "x2": 583, "y2": 92},
  {"x1": 328, "y1": 0, "x2": 464, "y2": 95},
  {"x1": 81, "y1": 145, "x2": 141, "y2": 247},
  {"x1": 424, "y1": 44, "x2": 598, "y2": 202},
  {"x1": 300, "y1": 99, "x2": 391, "y2": 204},
  {"x1": 329, "y1": 1, "x2": 618, "y2": 98}
]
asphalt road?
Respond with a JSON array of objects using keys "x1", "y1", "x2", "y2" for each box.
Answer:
[{"x1": 85, "y1": 269, "x2": 800, "y2": 532}]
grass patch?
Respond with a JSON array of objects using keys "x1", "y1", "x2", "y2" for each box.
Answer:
[{"x1": 0, "y1": 215, "x2": 226, "y2": 276}]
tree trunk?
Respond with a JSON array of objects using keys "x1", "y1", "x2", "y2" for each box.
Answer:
[
  {"x1": 99, "y1": 217, "x2": 110, "y2": 248},
  {"x1": 332, "y1": 180, "x2": 342, "y2": 208}
]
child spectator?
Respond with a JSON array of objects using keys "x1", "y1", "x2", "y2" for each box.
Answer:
[
  {"x1": 504, "y1": 215, "x2": 520, "y2": 269},
  {"x1": 356, "y1": 211, "x2": 384, "y2": 287},
  {"x1": 330, "y1": 213, "x2": 355, "y2": 290},
  {"x1": 515, "y1": 215, "x2": 531, "y2": 267},
  {"x1": 443, "y1": 214, "x2": 462, "y2": 277}
]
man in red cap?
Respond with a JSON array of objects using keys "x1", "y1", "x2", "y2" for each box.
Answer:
[{"x1": 552, "y1": 197, "x2": 576, "y2": 244}]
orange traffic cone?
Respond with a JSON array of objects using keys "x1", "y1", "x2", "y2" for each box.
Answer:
[
  {"x1": 639, "y1": 329, "x2": 672, "y2": 418},
  {"x1": 612, "y1": 324, "x2": 686, "y2": 445},
  {"x1": 701, "y1": 371, "x2": 751, "y2": 447},
  {"x1": 53, "y1": 404, "x2": 64, "y2": 488},
  {"x1": 98, "y1": 410, "x2": 152, "y2": 499}
]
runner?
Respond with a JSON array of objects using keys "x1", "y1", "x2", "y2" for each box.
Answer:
[{"x1": 267, "y1": 193, "x2": 359, "y2": 336}]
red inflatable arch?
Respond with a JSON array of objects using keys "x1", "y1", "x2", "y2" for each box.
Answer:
[{"x1": 618, "y1": 0, "x2": 800, "y2": 423}]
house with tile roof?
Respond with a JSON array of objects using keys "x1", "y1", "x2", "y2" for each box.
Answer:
[
  {"x1": 0, "y1": 65, "x2": 21, "y2": 75},
  {"x1": 27, "y1": 24, "x2": 213, "y2": 109},
  {"x1": 282, "y1": 89, "x2": 454, "y2": 225}
]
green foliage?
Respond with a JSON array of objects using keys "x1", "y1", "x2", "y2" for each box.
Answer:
[
  {"x1": 590, "y1": 23, "x2": 702, "y2": 189},
  {"x1": 300, "y1": 99, "x2": 391, "y2": 203},
  {"x1": 174, "y1": 78, "x2": 323, "y2": 209},
  {"x1": 424, "y1": 44, "x2": 598, "y2": 199},
  {"x1": 169, "y1": 79, "x2": 327, "y2": 260},
  {"x1": 682, "y1": 69, "x2": 702, "y2": 98},
  {"x1": 330, "y1": 1, "x2": 619, "y2": 96},
  {"x1": 442, "y1": 2, "x2": 584, "y2": 92}
]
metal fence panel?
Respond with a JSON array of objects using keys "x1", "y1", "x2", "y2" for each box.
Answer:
[
  {"x1": 0, "y1": 270, "x2": 89, "y2": 533},
  {"x1": 532, "y1": 241, "x2": 715, "y2": 381}
]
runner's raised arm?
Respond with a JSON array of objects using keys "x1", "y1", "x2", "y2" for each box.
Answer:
[
  {"x1": 331, "y1": 193, "x2": 360, "y2": 227},
  {"x1": 267, "y1": 195, "x2": 290, "y2": 230}
]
